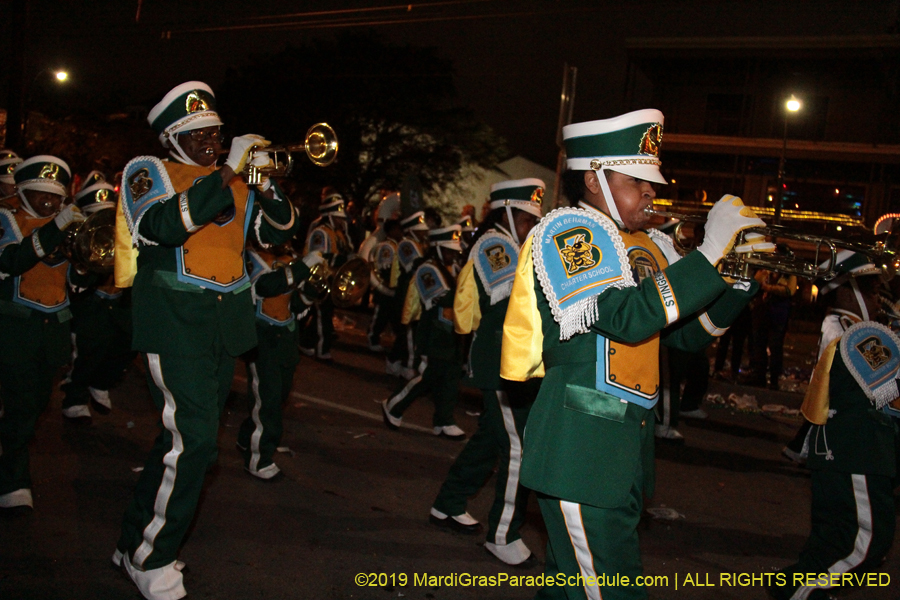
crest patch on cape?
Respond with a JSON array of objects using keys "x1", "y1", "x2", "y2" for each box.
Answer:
[
  {"x1": 414, "y1": 261, "x2": 450, "y2": 310},
  {"x1": 840, "y1": 321, "x2": 900, "y2": 410},
  {"x1": 532, "y1": 207, "x2": 635, "y2": 340},
  {"x1": 121, "y1": 156, "x2": 176, "y2": 241},
  {"x1": 472, "y1": 229, "x2": 518, "y2": 305}
]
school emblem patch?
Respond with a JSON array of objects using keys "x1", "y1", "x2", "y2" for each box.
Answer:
[
  {"x1": 840, "y1": 321, "x2": 900, "y2": 410},
  {"x1": 627, "y1": 247, "x2": 660, "y2": 281},
  {"x1": 414, "y1": 261, "x2": 451, "y2": 310},
  {"x1": 532, "y1": 207, "x2": 634, "y2": 340},
  {"x1": 472, "y1": 230, "x2": 518, "y2": 305},
  {"x1": 120, "y1": 156, "x2": 176, "y2": 240}
]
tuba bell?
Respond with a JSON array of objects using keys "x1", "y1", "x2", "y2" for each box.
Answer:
[
  {"x1": 306, "y1": 257, "x2": 371, "y2": 308},
  {"x1": 62, "y1": 208, "x2": 117, "y2": 274}
]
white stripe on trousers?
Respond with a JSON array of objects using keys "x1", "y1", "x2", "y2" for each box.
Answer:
[
  {"x1": 405, "y1": 327, "x2": 415, "y2": 369},
  {"x1": 560, "y1": 500, "x2": 602, "y2": 600},
  {"x1": 494, "y1": 390, "x2": 522, "y2": 545},
  {"x1": 385, "y1": 373, "x2": 424, "y2": 414},
  {"x1": 248, "y1": 362, "x2": 264, "y2": 472},
  {"x1": 133, "y1": 354, "x2": 185, "y2": 568},
  {"x1": 790, "y1": 473, "x2": 873, "y2": 600}
]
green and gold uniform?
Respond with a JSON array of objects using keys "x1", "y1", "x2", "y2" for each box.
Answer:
[
  {"x1": 116, "y1": 158, "x2": 298, "y2": 572},
  {"x1": 0, "y1": 197, "x2": 73, "y2": 501},
  {"x1": 502, "y1": 203, "x2": 756, "y2": 600},
  {"x1": 300, "y1": 217, "x2": 351, "y2": 358},
  {"x1": 239, "y1": 247, "x2": 311, "y2": 476}
]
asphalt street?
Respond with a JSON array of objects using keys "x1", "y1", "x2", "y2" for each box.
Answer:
[{"x1": 2, "y1": 312, "x2": 898, "y2": 600}]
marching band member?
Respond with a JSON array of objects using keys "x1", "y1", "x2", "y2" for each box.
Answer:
[
  {"x1": 385, "y1": 211, "x2": 429, "y2": 379},
  {"x1": 0, "y1": 150, "x2": 23, "y2": 201},
  {"x1": 239, "y1": 242, "x2": 322, "y2": 480},
  {"x1": 501, "y1": 109, "x2": 764, "y2": 600},
  {"x1": 61, "y1": 171, "x2": 133, "y2": 421},
  {"x1": 430, "y1": 178, "x2": 543, "y2": 566},
  {"x1": 367, "y1": 218, "x2": 403, "y2": 352},
  {"x1": 0, "y1": 155, "x2": 85, "y2": 511},
  {"x1": 382, "y1": 224, "x2": 467, "y2": 440},
  {"x1": 769, "y1": 320, "x2": 900, "y2": 600},
  {"x1": 299, "y1": 190, "x2": 352, "y2": 361},
  {"x1": 112, "y1": 81, "x2": 299, "y2": 600}
]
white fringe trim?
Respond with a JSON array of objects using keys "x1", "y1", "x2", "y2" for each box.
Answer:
[{"x1": 532, "y1": 207, "x2": 635, "y2": 341}]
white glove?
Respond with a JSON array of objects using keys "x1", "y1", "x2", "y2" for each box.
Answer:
[
  {"x1": 697, "y1": 195, "x2": 766, "y2": 266},
  {"x1": 224, "y1": 134, "x2": 269, "y2": 174},
  {"x1": 733, "y1": 231, "x2": 776, "y2": 255},
  {"x1": 53, "y1": 204, "x2": 86, "y2": 231},
  {"x1": 302, "y1": 250, "x2": 325, "y2": 269}
]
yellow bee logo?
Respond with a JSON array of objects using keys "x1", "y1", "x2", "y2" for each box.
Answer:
[
  {"x1": 559, "y1": 234, "x2": 597, "y2": 275},
  {"x1": 857, "y1": 336, "x2": 891, "y2": 370},
  {"x1": 485, "y1": 244, "x2": 510, "y2": 272}
]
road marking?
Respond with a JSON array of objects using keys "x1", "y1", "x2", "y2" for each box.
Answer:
[{"x1": 232, "y1": 376, "x2": 434, "y2": 434}]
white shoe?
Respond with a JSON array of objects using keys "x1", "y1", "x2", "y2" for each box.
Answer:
[
  {"x1": 299, "y1": 346, "x2": 315, "y2": 357},
  {"x1": 122, "y1": 553, "x2": 187, "y2": 600},
  {"x1": 113, "y1": 549, "x2": 184, "y2": 572},
  {"x1": 485, "y1": 539, "x2": 533, "y2": 565},
  {"x1": 62, "y1": 405, "x2": 91, "y2": 420},
  {"x1": 89, "y1": 387, "x2": 112, "y2": 412},
  {"x1": 433, "y1": 425, "x2": 466, "y2": 440},
  {"x1": 399, "y1": 366, "x2": 417, "y2": 380},
  {"x1": 368, "y1": 343, "x2": 385, "y2": 352},
  {"x1": 0, "y1": 488, "x2": 33, "y2": 509},
  {"x1": 429, "y1": 507, "x2": 481, "y2": 533},
  {"x1": 381, "y1": 400, "x2": 402, "y2": 429},
  {"x1": 781, "y1": 447, "x2": 805, "y2": 464},
  {"x1": 246, "y1": 463, "x2": 281, "y2": 480},
  {"x1": 654, "y1": 425, "x2": 684, "y2": 441},
  {"x1": 679, "y1": 408, "x2": 708, "y2": 419},
  {"x1": 317, "y1": 352, "x2": 333, "y2": 361}
]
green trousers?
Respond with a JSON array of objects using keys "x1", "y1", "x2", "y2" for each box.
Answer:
[
  {"x1": 433, "y1": 386, "x2": 532, "y2": 544},
  {"x1": 238, "y1": 322, "x2": 299, "y2": 471},
  {"x1": 62, "y1": 298, "x2": 134, "y2": 409},
  {"x1": 385, "y1": 356, "x2": 459, "y2": 427},
  {"x1": 770, "y1": 471, "x2": 896, "y2": 600},
  {"x1": 536, "y1": 487, "x2": 646, "y2": 600},
  {"x1": 300, "y1": 298, "x2": 334, "y2": 357},
  {"x1": 367, "y1": 290, "x2": 396, "y2": 348},
  {"x1": 117, "y1": 350, "x2": 234, "y2": 570},
  {"x1": 0, "y1": 312, "x2": 70, "y2": 496}
]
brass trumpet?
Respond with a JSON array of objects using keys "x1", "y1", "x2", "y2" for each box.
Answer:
[
  {"x1": 644, "y1": 207, "x2": 900, "y2": 281},
  {"x1": 236, "y1": 123, "x2": 339, "y2": 185}
]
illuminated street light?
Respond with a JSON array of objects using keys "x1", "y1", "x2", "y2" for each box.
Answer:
[
  {"x1": 774, "y1": 94, "x2": 802, "y2": 225},
  {"x1": 55, "y1": 70, "x2": 68, "y2": 82}
]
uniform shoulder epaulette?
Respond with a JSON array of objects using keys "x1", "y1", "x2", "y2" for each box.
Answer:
[
  {"x1": 120, "y1": 155, "x2": 176, "y2": 246},
  {"x1": 471, "y1": 227, "x2": 518, "y2": 305}
]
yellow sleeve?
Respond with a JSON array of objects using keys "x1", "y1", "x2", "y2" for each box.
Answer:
[
  {"x1": 389, "y1": 255, "x2": 400, "y2": 288},
  {"x1": 114, "y1": 196, "x2": 138, "y2": 288},
  {"x1": 801, "y1": 337, "x2": 839, "y2": 425},
  {"x1": 500, "y1": 236, "x2": 545, "y2": 381},
  {"x1": 401, "y1": 279, "x2": 422, "y2": 324},
  {"x1": 453, "y1": 260, "x2": 481, "y2": 334}
]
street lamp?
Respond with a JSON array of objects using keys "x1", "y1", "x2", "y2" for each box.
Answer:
[
  {"x1": 774, "y1": 95, "x2": 801, "y2": 225},
  {"x1": 19, "y1": 68, "x2": 70, "y2": 145}
]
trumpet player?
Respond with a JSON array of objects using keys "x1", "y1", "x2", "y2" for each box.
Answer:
[
  {"x1": 501, "y1": 109, "x2": 768, "y2": 600},
  {"x1": 299, "y1": 189, "x2": 353, "y2": 361},
  {"x1": 0, "y1": 155, "x2": 86, "y2": 512},
  {"x1": 113, "y1": 81, "x2": 300, "y2": 600},
  {"x1": 61, "y1": 171, "x2": 133, "y2": 422}
]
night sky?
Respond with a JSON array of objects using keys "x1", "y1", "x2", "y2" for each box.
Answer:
[{"x1": 3, "y1": 0, "x2": 898, "y2": 167}]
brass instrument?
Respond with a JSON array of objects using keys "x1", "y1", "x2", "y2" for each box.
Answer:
[
  {"x1": 62, "y1": 208, "x2": 116, "y2": 274},
  {"x1": 306, "y1": 257, "x2": 371, "y2": 308},
  {"x1": 242, "y1": 123, "x2": 339, "y2": 185},
  {"x1": 644, "y1": 207, "x2": 900, "y2": 281}
]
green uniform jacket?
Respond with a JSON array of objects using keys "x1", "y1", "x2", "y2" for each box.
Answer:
[
  {"x1": 807, "y1": 351, "x2": 899, "y2": 477},
  {"x1": 508, "y1": 231, "x2": 757, "y2": 508},
  {"x1": 132, "y1": 170, "x2": 299, "y2": 357}
]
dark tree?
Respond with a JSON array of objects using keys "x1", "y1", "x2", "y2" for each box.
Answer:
[{"x1": 218, "y1": 32, "x2": 507, "y2": 216}]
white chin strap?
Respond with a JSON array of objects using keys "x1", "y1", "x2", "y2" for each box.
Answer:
[
  {"x1": 167, "y1": 135, "x2": 202, "y2": 167},
  {"x1": 594, "y1": 166, "x2": 624, "y2": 227},
  {"x1": 16, "y1": 190, "x2": 40, "y2": 218},
  {"x1": 504, "y1": 206, "x2": 520, "y2": 246}
]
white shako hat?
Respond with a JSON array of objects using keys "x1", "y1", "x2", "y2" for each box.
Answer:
[
  {"x1": 562, "y1": 109, "x2": 666, "y2": 184},
  {"x1": 489, "y1": 178, "x2": 545, "y2": 219},
  {"x1": 428, "y1": 224, "x2": 462, "y2": 252},
  {"x1": 14, "y1": 155, "x2": 71, "y2": 197},
  {"x1": 401, "y1": 211, "x2": 428, "y2": 232},
  {"x1": 148, "y1": 81, "x2": 223, "y2": 148},
  {"x1": 0, "y1": 150, "x2": 23, "y2": 185},
  {"x1": 74, "y1": 170, "x2": 116, "y2": 213},
  {"x1": 318, "y1": 192, "x2": 346, "y2": 216}
]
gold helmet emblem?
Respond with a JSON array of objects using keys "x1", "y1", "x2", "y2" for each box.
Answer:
[
  {"x1": 39, "y1": 163, "x2": 60, "y2": 181},
  {"x1": 639, "y1": 124, "x2": 663, "y2": 157},
  {"x1": 185, "y1": 91, "x2": 210, "y2": 114},
  {"x1": 530, "y1": 187, "x2": 544, "y2": 204}
]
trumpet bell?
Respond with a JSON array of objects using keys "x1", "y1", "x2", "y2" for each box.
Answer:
[
  {"x1": 64, "y1": 208, "x2": 116, "y2": 274},
  {"x1": 305, "y1": 123, "x2": 338, "y2": 167}
]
